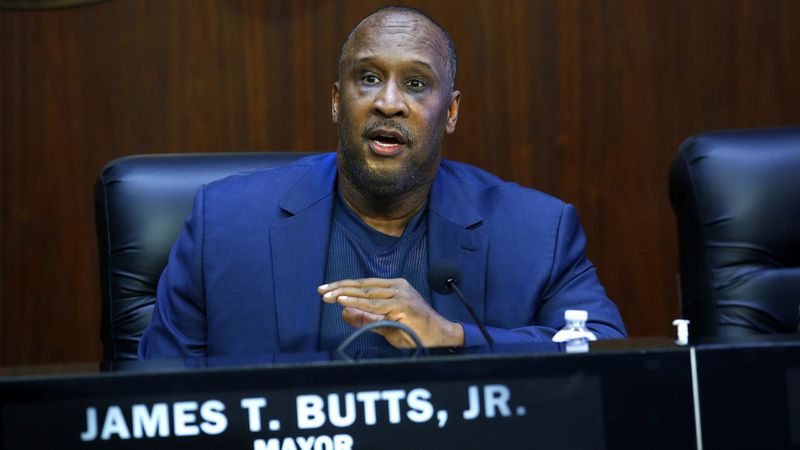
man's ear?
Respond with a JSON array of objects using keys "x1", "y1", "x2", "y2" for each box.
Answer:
[
  {"x1": 332, "y1": 82, "x2": 341, "y2": 124},
  {"x1": 445, "y1": 90, "x2": 461, "y2": 134}
]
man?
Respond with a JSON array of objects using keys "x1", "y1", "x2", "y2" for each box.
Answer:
[{"x1": 139, "y1": 6, "x2": 626, "y2": 363}]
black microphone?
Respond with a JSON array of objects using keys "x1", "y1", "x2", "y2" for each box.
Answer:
[{"x1": 428, "y1": 260, "x2": 495, "y2": 347}]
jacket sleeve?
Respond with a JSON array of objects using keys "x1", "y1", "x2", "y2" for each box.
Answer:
[
  {"x1": 460, "y1": 204, "x2": 627, "y2": 352},
  {"x1": 138, "y1": 186, "x2": 209, "y2": 360}
]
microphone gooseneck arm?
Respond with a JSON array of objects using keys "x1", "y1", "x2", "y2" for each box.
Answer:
[{"x1": 447, "y1": 279, "x2": 495, "y2": 347}]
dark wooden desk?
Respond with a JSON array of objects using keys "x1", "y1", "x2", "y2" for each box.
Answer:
[{"x1": 1, "y1": 337, "x2": 798, "y2": 450}]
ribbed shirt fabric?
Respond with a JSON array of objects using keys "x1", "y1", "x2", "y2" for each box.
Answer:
[{"x1": 319, "y1": 191, "x2": 430, "y2": 359}]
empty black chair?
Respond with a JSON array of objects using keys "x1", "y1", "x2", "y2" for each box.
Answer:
[
  {"x1": 669, "y1": 127, "x2": 800, "y2": 338},
  {"x1": 95, "y1": 152, "x2": 316, "y2": 365}
]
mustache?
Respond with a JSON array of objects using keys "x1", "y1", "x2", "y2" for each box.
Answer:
[{"x1": 362, "y1": 120, "x2": 413, "y2": 146}]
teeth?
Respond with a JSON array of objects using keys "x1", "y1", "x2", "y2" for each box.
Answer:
[{"x1": 370, "y1": 132, "x2": 401, "y2": 143}]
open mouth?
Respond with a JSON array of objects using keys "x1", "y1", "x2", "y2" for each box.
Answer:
[{"x1": 366, "y1": 128, "x2": 408, "y2": 156}]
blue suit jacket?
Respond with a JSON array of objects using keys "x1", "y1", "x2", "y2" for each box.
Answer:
[{"x1": 139, "y1": 153, "x2": 626, "y2": 362}]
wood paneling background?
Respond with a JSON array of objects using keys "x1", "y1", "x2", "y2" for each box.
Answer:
[{"x1": 1, "y1": 0, "x2": 798, "y2": 365}]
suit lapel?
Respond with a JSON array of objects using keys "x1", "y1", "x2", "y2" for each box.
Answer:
[
  {"x1": 428, "y1": 164, "x2": 489, "y2": 324},
  {"x1": 270, "y1": 155, "x2": 336, "y2": 352}
]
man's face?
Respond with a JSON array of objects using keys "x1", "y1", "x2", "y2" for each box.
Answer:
[{"x1": 333, "y1": 12, "x2": 460, "y2": 200}]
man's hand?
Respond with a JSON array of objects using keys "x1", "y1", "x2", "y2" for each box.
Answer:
[{"x1": 317, "y1": 278, "x2": 464, "y2": 348}]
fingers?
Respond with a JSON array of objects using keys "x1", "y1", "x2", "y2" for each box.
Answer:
[
  {"x1": 319, "y1": 277, "x2": 459, "y2": 348},
  {"x1": 317, "y1": 278, "x2": 401, "y2": 295},
  {"x1": 319, "y1": 279, "x2": 404, "y2": 307},
  {"x1": 319, "y1": 277, "x2": 425, "y2": 316},
  {"x1": 341, "y1": 307, "x2": 384, "y2": 328},
  {"x1": 336, "y1": 295, "x2": 397, "y2": 315},
  {"x1": 321, "y1": 287, "x2": 397, "y2": 304},
  {"x1": 340, "y1": 308, "x2": 418, "y2": 348}
]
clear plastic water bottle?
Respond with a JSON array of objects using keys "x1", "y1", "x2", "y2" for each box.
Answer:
[{"x1": 552, "y1": 309, "x2": 597, "y2": 353}]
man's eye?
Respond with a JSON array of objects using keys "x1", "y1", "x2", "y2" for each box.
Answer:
[
  {"x1": 406, "y1": 79, "x2": 426, "y2": 90},
  {"x1": 362, "y1": 74, "x2": 381, "y2": 84}
]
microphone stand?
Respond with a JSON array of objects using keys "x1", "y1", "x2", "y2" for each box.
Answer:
[{"x1": 447, "y1": 278, "x2": 495, "y2": 348}]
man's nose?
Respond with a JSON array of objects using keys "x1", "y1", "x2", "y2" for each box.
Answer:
[{"x1": 372, "y1": 82, "x2": 409, "y2": 118}]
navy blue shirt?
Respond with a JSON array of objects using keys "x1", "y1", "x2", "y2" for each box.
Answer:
[{"x1": 318, "y1": 191, "x2": 430, "y2": 358}]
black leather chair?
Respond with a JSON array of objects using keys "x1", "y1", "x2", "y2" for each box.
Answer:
[
  {"x1": 95, "y1": 152, "x2": 316, "y2": 365},
  {"x1": 669, "y1": 127, "x2": 800, "y2": 339}
]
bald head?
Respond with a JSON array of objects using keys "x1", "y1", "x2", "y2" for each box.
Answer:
[{"x1": 337, "y1": 6, "x2": 457, "y2": 90}]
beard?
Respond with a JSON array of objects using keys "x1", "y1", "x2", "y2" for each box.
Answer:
[{"x1": 336, "y1": 110, "x2": 444, "y2": 201}]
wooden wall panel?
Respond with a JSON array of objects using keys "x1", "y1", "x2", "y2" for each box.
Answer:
[{"x1": 1, "y1": 0, "x2": 799, "y2": 365}]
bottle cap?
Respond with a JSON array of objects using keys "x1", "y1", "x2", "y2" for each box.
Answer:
[
  {"x1": 565, "y1": 309, "x2": 588, "y2": 322},
  {"x1": 672, "y1": 319, "x2": 690, "y2": 345}
]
